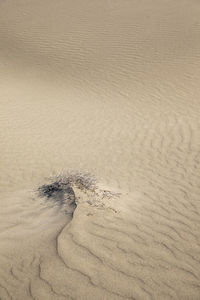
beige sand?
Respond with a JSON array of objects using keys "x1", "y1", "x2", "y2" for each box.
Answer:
[{"x1": 0, "y1": 0, "x2": 200, "y2": 299}]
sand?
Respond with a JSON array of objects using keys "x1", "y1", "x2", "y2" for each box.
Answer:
[{"x1": 0, "y1": 0, "x2": 200, "y2": 299}]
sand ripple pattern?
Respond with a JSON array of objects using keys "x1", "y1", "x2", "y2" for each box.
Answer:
[{"x1": 0, "y1": 0, "x2": 200, "y2": 299}]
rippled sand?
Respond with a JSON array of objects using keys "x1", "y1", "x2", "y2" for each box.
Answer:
[{"x1": 0, "y1": 0, "x2": 200, "y2": 299}]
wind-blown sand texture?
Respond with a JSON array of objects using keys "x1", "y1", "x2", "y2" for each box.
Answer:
[{"x1": 0, "y1": 0, "x2": 200, "y2": 299}]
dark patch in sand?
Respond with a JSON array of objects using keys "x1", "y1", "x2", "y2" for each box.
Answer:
[{"x1": 38, "y1": 181, "x2": 76, "y2": 215}]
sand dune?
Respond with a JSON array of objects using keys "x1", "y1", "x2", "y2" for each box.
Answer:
[{"x1": 0, "y1": 0, "x2": 200, "y2": 299}]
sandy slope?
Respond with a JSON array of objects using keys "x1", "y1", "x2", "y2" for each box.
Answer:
[{"x1": 0, "y1": 0, "x2": 200, "y2": 299}]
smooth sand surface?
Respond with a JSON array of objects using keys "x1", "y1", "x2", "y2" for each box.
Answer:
[{"x1": 0, "y1": 0, "x2": 200, "y2": 299}]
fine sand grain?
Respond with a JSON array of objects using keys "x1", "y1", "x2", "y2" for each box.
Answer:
[{"x1": 0, "y1": 0, "x2": 200, "y2": 299}]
